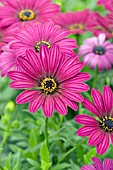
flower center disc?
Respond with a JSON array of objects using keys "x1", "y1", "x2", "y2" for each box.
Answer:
[
  {"x1": 69, "y1": 24, "x2": 83, "y2": 31},
  {"x1": 19, "y1": 9, "x2": 35, "y2": 21},
  {"x1": 35, "y1": 41, "x2": 51, "y2": 52},
  {"x1": 40, "y1": 78, "x2": 57, "y2": 94},
  {"x1": 100, "y1": 116, "x2": 113, "y2": 132},
  {"x1": 93, "y1": 46, "x2": 105, "y2": 55}
]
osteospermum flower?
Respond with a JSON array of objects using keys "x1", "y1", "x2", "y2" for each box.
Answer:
[
  {"x1": 8, "y1": 45, "x2": 90, "y2": 117},
  {"x1": 53, "y1": 9, "x2": 93, "y2": 35},
  {"x1": 79, "y1": 34, "x2": 113, "y2": 70},
  {"x1": 10, "y1": 21, "x2": 77, "y2": 57},
  {"x1": 75, "y1": 86, "x2": 113, "y2": 155},
  {"x1": 81, "y1": 157, "x2": 113, "y2": 170},
  {"x1": 0, "y1": 0, "x2": 60, "y2": 28}
]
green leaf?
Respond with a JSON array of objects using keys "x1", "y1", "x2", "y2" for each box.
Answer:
[
  {"x1": 40, "y1": 141, "x2": 52, "y2": 170},
  {"x1": 5, "y1": 153, "x2": 12, "y2": 170},
  {"x1": 51, "y1": 163, "x2": 71, "y2": 170},
  {"x1": 26, "y1": 158, "x2": 41, "y2": 170},
  {"x1": 84, "y1": 148, "x2": 96, "y2": 164}
]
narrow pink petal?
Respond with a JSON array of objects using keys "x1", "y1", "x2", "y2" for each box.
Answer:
[
  {"x1": 29, "y1": 93, "x2": 45, "y2": 113},
  {"x1": 92, "y1": 89, "x2": 105, "y2": 114},
  {"x1": 42, "y1": 96, "x2": 54, "y2": 117},
  {"x1": 96, "y1": 133, "x2": 110, "y2": 155},
  {"x1": 103, "y1": 86, "x2": 113, "y2": 115},
  {"x1": 54, "y1": 95, "x2": 68, "y2": 115},
  {"x1": 88, "y1": 129, "x2": 105, "y2": 146},
  {"x1": 82, "y1": 98, "x2": 101, "y2": 118},
  {"x1": 110, "y1": 133, "x2": 113, "y2": 145},
  {"x1": 17, "y1": 57, "x2": 38, "y2": 79},
  {"x1": 75, "y1": 114, "x2": 99, "y2": 126},
  {"x1": 103, "y1": 158, "x2": 113, "y2": 170},
  {"x1": 76, "y1": 126, "x2": 99, "y2": 137},
  {"x1": 81, "y1": 165, "x2": 96, "y2": 170},
  {"x1": 61, "y1": 90, "x2": 84, "y2": 102},
  {"x1": 10, "y1": 81, "x2": 37, "y2": 89},
  {"x1": 16, "y1": 90, "x2": 40, "y2": 104},
  {"x1": 92, "y1": 157, "x2": 103, "y2": 170},
  {"x1": 98, "y1": 34, "x2": 106, "y2": 45},
  {"x1": 61, "y1": 83, "x2": 90, "y2": 93},
  {"x1": 26, "y1": 49, "x2": 43, "y2": 75},
  {"x1": 8, "y1": 71, "x2": 35, "y2": 81}
]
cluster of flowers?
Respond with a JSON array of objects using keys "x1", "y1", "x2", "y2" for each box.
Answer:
[{"x1": 0, "y1": 0, "x2": 113, "y2": 169}]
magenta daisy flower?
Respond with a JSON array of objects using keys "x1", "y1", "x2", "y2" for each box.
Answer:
[
  {"x1": 0, "y1": 0, "x2": 60, "y2": 28},
  {"x1": 81, "y1": 157, "x2": 113, "y2": 170},
  {"x1": 53, "y1": 9, "x2": 93, "y2": 35},
  {"x1": 75, "y1": 86, "x2": 113, "y2": 155},
  {"x1": 79, "y1": 34, "x2": 113, "y2": 71},
  {"x1": 8, "y1": 45, "x2": 90, "y2": 117},
  {"x1": 10, "y1": 21, "x2": 77, "y2": 57},
  {"x1": 97, "y1": 0, "x2": 111, "y2": 10}
]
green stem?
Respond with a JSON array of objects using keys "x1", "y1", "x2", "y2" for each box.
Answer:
[
  {"x1": 58, "y1": 138, "x2": 87, "y2": 163},
  {"x1": 45, "y1": 118, "x2": 49, "y2": 149},
  {"x1": 92, "y1": 67, "x2": 98, "y2": 88}
]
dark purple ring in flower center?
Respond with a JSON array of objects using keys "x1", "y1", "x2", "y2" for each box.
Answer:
[
  {"x1": 93, "y1": 46, "x2": 105, "y2": 55},
  {"x1": 100, "y1": 116, "x2": 113, "y2": 132}
]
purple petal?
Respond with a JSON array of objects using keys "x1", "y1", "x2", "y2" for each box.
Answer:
[
  {"x1": 96, "y1": 133, "x2": 110, "y2": 155},
  {"x1": 62, "y1": 90, "x2": 84, "y2": 102},
  {"x1": 29, "y1": 93, "x2": 45, "y2": 113},
  {"x1": 82, "y1": 98, "x2": 101, "y2": 118},
  {"x1": 10, "y1": 80, "x2": 37, "y2": 89},
  {"x1": 92, "y1": 89, "x2": 105, "y2": 114},
  {"x1": 81, "y1": 165, "x2": 96, "y2": 170},
  {"x1": 103, "y1": 86, "x2": 113, "y2": 115},
  {"x1": 103, "y1": 158, "x2": 113, "y2": 170},
  {"x1": 75, "y1": 114, "x2": 99, "y2": 126},
  {"x1": 92, "y1": 157, "x2": 103, "y2": 170},
  {"x1": 88, "y1": 129, "x2": 105, "y2": 146},
  {"x1": 76, "y1": 126, "x2": 99, "y2": 137},
  {"x1": 16, "y1": 90, "x2": 40, "y2": 104},
  {"x1": 42, "y1": 96, "x2": 54, "y2": 117},
  {"x1": 54, "y1": 95, "x2": 68, "y2": 115}
]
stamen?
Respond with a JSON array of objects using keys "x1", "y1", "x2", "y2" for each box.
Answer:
[
  {"x1": 19, "y1": 9, "x2": 35, "y2": 21},
  {"x1": 100, "y1": 116, "x2": 113, "y2": 132},
  {"x1": 40, "y1": 78, "x2": 57, "y2": 94},
  {"x1": 69, "y1": 24, "x2": 83, "y2": 31},
  {"x1": 35, "y1": 41, "x2": 51, "y2": 52},
  {"x1": 93, "y1": 46, "x2": 105, "y2": 55}
]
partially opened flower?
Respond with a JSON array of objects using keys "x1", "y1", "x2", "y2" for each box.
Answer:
[
  {"x1": 91, "y1": 13, "x2": 113, "y2": 39},
  {"x1": 8, "y1": 45, "x2": 90, "y2": 117},
  {"x1": 0, "y1": 24, "x2": 17, "y2": 50},
  {"x1": 79, "y1": 34, "x2": 113, "y2": 70},
  {"x1": 0, "y1": 44, "x2": 19, "y2": 77},
  {"x1": 97, "y1": 0, "x2": 111, "y2": 10},
  {"x1": 53, "y1": 9, "x2": 93, "y2": 35},
  {"x1": 81, "y1": 157, "x2": 113, "y2": 170},
  {"x1": 75, "y1": 86, "x2": 113, "y2": 155},
  {"x1": 0, "y1": 0, "x2": 60, "y2": 28},
  {"x1": 10, "y1": 21, "x2": 77, "y2": 57}
]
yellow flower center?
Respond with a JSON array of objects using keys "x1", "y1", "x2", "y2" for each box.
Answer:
[
  {"x1": 100, "y1": 116, "x2": 113, "y2": 132},
  {"x1": 35, "y1": 41, "x2": 51, "y2": 52},
  {"x1": 40, "y1": 78, "x2": 57, "y2": 95},
  {"x1": 69, "y1": 24, "x2": 83, "y2": 31},
  {"x1": 19, "y1": 9, "x2": 35, "y2": 21}
]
